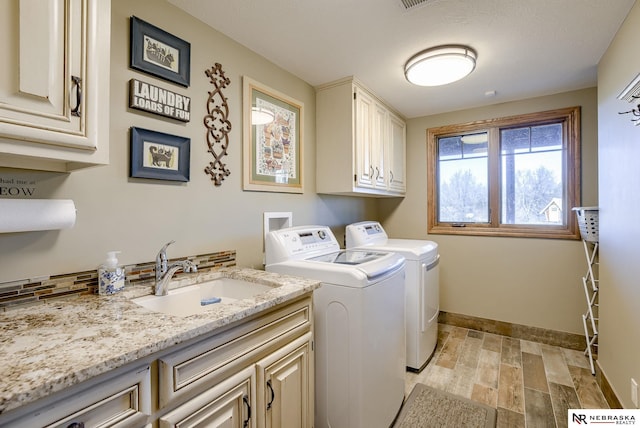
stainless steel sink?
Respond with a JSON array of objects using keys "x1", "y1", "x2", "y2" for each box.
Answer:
[{"x1": 132, "y1": 278, "x2": 275, "y2": 317}]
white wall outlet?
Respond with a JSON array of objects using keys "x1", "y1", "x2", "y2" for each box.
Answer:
[{"x1": 632, "y1": 378, "x2": 639, "y2": 408}]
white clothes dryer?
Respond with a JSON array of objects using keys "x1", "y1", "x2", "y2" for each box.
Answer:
[
  {"x1": 265, "y1": 225, "x2": 406, "y2": 428},
  {"x1": 346, "y1": 221, "x2": 439, "y2": 372}
]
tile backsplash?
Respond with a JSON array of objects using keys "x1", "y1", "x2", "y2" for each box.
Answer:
[{"x1": 0, "y1": 250, "x2": 236, "y2": 311}]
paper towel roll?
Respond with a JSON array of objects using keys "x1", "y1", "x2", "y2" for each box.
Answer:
[{"x1": 0, "y1": 199, "x2": 76, "y2": 233}]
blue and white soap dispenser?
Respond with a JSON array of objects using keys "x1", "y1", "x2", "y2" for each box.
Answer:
[{"x1": 98, "y1": 251, "x2": 125, "y2": 295}]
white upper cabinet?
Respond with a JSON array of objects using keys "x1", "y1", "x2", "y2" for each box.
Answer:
[
  {"x1": 353, "y1": 86, "x2": 376, "y2": 189},
  {"x1": 387, "y1": 111, "x2": 407, "y2": 193},
  {"x1": 316, "y1": 77, "x2": 406, "y2": 197},
  {"x1": 0, "y1": 0, "x2": 111, "y2": 172}
]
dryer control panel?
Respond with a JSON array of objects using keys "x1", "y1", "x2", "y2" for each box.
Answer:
[{"x1": 346, "y1": 221, "x2": 388, "y2": 247}]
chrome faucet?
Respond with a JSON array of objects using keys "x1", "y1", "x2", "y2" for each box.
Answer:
[{"x1": 155, "y1": 240, "x2": 197, "y2": 296}]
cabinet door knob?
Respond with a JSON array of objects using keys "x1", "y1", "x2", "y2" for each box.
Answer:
[
  {"x1": 390, "y1": 171, "x2": 394, "y2": 182},
  {"x1": 266, "y1": 379, "x2": 275, "y2": 410},
  {"x1": 71, "y1": 76, "x2": 82, "y2": 117},
  {"x1": 67, "y1": 423, "x2": 84, "y2": 428}
]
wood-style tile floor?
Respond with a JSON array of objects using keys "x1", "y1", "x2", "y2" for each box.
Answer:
[{"x1": 405, "y1": 324, "x2": 609, "y2": 428}]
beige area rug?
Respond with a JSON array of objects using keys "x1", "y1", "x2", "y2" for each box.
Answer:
[{"x1": 394, "y1": 384, "x2": 497, "y2": 428}]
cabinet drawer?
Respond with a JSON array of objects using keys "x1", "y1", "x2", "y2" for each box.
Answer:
[
  {"x1": 2, "y1": 365, "x2": 151, "y2": 428},
  {"x1": 159, "y1": 298, "x2": 311, "y2": 408}
]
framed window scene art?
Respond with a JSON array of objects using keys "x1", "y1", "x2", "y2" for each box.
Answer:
[
  {"x1": 243, "y1": 77, "x2": 304, "y2": 193},
  {"x1": 130, "y1": 127, "x2": 190, "y2": 182},
  {"x1": 130, "y1": 16, "x2": 191, "y2": 87}
]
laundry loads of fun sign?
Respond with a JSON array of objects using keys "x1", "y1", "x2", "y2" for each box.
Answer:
[{"x1": 129, "y1": 79, "x2": 191, "y2": 122}]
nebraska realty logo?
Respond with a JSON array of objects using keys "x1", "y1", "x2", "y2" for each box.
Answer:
[{"x1": 569, "y1": 409, "x2": 639, "y2": 426}]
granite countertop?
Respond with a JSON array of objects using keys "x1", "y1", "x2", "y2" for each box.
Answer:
[{"x1": 0, "y1": 267, "x2": 320, "y2": 415}]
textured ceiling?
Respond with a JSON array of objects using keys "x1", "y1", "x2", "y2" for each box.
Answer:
[{"x1": 168, "y1": 0, "x2": 635, "y2": 118}]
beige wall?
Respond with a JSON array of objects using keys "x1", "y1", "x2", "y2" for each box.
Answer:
[
  {"x1": 597, "y1": 0, "x2": 640, "y2": 409},
  {"x1": 2, "y1": 6, "x2": 635, "y2": 409},
  {"x1": 379, "y1": 88, "x2": 599, "y2": 335},
  {"x1": 0, "y1": 0, "x2": 376, "y2": 283}
]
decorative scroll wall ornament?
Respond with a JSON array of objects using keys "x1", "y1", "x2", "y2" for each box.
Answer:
[{"x1": 204, "y1": 63, "x2": 232, "y2": 185}]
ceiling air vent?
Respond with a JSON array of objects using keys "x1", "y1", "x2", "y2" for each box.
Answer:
[{"x1": 399, "y1": 0, "x2": 434, "y2": 10}]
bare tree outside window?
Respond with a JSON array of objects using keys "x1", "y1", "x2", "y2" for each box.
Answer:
[
  {"x1": 437, "y1": 133, "x2": 489, "y2": 223},
  {"x1": 501, "y1": 123, "x2": 563, "y2": 225}
]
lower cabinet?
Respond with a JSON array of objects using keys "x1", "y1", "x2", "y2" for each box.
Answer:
[
  {"x1": 160, "y1": 366, "x2": 256, "y2": 428},
  {"x1": 161, "y1": 332, "x2": 313, "y2": 428},
  {"x1": 0, "y1": 294, "x2": 314, "y2": 428},
  {"x1": 257, "y1": 333, "x2": 313, "y2": 428},
  {"x1": 0, "y1": 364, "x2": 152, "y2": 427},
  {"x1": 157, "y1": 297, "x2": 314, "y2": 428}
]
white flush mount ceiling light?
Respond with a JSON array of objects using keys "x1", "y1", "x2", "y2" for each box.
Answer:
[
  {"x1": 251, "y1": 107, "x2": 275, "y2": 125},
  {"x1": 404, "y1": 45, "x2": 477, "y2": 86}
]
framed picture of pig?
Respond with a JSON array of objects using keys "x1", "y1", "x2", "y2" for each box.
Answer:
[{"x1": 130, "y1": 127, "x2": 190, "y2": 182}]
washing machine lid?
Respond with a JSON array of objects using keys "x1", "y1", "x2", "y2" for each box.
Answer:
[
  {"x1": 346, "y1": 222, "x2": 438, "y2": 261},
  {"x1": 307, "y1": 249, "x2": 394, "y2": 266},
  {"x1": 371, "y1": 239, "x2": 438, "y2": 262},
  {"x1": 267, "y1": 249, "x2": 405, "y2": 288}
]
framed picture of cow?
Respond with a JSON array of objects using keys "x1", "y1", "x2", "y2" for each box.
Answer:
[{"x1": 130, "y1": 127, "x2": 190, "y2": 182}]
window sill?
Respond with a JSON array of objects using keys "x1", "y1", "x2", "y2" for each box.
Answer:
[{"x1": 427, "y1": 224, "x2": 581, "y2": 240}]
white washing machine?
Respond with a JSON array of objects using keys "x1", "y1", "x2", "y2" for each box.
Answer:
[
  {"x1": 346, "y1": 221, "x2": 439, "y2": 372},
  {"x1": 265, "y1": 225, "x2": 406, "y2": 428}
]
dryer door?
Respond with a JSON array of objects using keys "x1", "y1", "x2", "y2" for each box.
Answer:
[
  {"x1": 411, "y1": 255, "x2": 439, "y2": 370},
  {"x1": 421, "y1": 255, "x2": 440, "y2": 333}
]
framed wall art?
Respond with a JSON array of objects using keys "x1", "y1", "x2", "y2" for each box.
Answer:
[
  {"x1": 130, "y1": 16, "x2": 191, "y2": 87},
  {"x1": 243, "y1": 77, "x2": 304, "y2": 193},
  {"x1": 130, "y1": 127, "x2": 190, "y2": 182}
]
